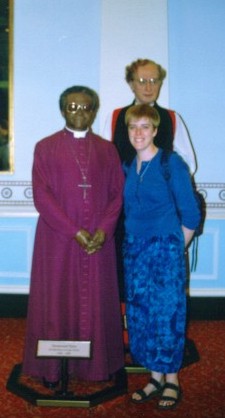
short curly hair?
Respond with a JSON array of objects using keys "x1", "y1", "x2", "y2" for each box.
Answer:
[{"x1": 125, "y1": 59, "x2": 166, "y2": 83}]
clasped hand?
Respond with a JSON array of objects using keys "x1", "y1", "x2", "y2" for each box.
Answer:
[{"x1": 75, "y1": 228, "x2": 106, "y2": 254}]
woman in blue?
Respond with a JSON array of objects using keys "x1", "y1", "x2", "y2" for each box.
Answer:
[{"x1": 123, "y1": 104, "x2": 200, "y2": 410}]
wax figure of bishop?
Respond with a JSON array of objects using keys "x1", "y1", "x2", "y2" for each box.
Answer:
[{"x1": 22, "y1": 86, "x2": 125, "y2": 386}]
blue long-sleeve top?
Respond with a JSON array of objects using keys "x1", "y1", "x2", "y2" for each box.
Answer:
[{"x1": 123, "y1": 149, "x2": 200, "y2": 238}]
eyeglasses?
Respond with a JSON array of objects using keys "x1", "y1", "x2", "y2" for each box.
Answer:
[
  {"x1": 66, "y1": 103, "x2": 93, "y2": 113},
  {"x1": 134, "y1": 77, "x2": 161, "y2": 87}
]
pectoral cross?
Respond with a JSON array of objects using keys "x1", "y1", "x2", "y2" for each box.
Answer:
[{"x1": 78, "y1": 176, "x2": 92, "y2": 199}]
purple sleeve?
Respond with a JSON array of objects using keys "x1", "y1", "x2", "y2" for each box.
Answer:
[{"x1": 32, "y1": 143, "x2": 79, "y2": 238}]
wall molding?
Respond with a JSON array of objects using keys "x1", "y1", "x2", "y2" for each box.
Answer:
[
  {"x1": 198, "y1": 182, "x2": 225, "y2": 209},
  {"x1": 1, "y1": 181, "x2": 225, "y2": 208},
  {"x1": 0, "y1": 285, "x2": 29, "y2": 294},
  {"x1": 0, "y1": 181, "x2": 33, "y2": 206}
]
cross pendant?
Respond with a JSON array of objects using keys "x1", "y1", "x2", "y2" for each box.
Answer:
[{"x1": 78, "y1": 176, "x2": 92, "y2": 199}]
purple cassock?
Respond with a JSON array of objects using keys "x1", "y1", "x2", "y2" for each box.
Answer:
[{"x1": 22, "y1": 129, "x2": 125, "y2": 382}]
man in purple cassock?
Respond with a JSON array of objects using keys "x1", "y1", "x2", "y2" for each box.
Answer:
[{"x1": 22, "y1": 86, "x2": 125, "y2": 387}]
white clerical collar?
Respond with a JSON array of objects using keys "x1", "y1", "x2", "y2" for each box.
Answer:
[
  {"x1": 65, "y1": 127, "x2": 88, "y2": 138},
  {"x1": 135, "y1": 101, "x2": 155, "y2": 106}
]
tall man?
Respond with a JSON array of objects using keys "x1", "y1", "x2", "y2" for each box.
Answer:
[
  {"x1": 22, "y1": 86, "x2": 125, "y2": 386},
  {"x1": 103, "y1": 58, "x2": 196, "y2": 174}
]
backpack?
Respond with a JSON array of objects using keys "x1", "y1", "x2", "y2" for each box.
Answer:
[{"x1": 161, "y1": 150, "x2": 206, "y2": 271}]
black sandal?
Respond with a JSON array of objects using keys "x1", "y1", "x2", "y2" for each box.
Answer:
[
  {"x1": 158, "y1": 382, "x2": 182, "y2": 410},
  {"x1": 131, "y1": 377, "x2": 163, "y2": 404}
]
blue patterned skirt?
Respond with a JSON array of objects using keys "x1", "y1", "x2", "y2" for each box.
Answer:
[{"x1": 123, "y1": 233, "x2": 186, "y2": 373}]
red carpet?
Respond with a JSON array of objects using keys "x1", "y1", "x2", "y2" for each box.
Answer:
[{"x1": 1, "y1": 319, "x2": 225, "y2": 418}]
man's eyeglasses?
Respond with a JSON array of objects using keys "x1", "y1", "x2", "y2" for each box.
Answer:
[
  {"x1": 134, "y1": 78, "x2": 161, "y2": 87},
  {"x1": 66, "y1": 103, "x2": 93, "y2": 113}
]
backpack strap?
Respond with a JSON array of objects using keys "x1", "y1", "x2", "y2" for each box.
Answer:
[{"x1": 160, "y1": 149, "x2": 172, "y2": 181}]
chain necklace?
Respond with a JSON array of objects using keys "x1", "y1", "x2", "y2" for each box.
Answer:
[
  {"x1": 139, "y1": 159, "x2": 152, "y2": 182},
  {"x1": 66, "y1": 131, "x2": 92, "y2": 199},
  {"x1": 135, "y1": 158, "x2": 152, "y2": 204},
  {"x1": 135, "y1": 151, "x2": 157, "y2": 203},
  {"x1": 137, "y1": 148, "x2": 158, "y2": 182}
]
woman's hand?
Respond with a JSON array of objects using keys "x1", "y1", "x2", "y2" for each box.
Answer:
[{"x1": 182, "y1": 226, "x2": 195, "y2": 248}]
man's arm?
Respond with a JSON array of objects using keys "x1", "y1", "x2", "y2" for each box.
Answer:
[{"x1": 173, "y1": 112, "x2": 197, "y2": 175}]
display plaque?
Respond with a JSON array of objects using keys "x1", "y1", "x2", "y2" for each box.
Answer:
[{"x1": 37, "y1": 340, "x2": 91, "y2": 358}]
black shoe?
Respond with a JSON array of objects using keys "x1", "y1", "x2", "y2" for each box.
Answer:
[
  {"x1": 131, "y1": 377, "x2": 163, "y2": 404},
  {"x1": 158, "y1": 382, "x2": 182, "y2": 410}
]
